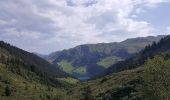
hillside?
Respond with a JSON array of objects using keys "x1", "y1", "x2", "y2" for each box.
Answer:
[
  {"x1": 0, "y1": 41, "x2": 74, "y2": 99},
  {"x1": 69, "y1": 35, "x2": 170, "y2": 100},
  {"x1": 45, "y1": 35, "x2": 164, "y2": 79},
  {"x1": 0, "y1": 41, "x2": 68, "y2": 77},
  {"x1": 71, "y1": 55, "x2": 170, "y2": 100},
  {"x1": 70, "y1": 67, "x2": 144, "y2": 100},
  {"x1": 104, "y1": 35, "x2": 170, "y2": 76}
]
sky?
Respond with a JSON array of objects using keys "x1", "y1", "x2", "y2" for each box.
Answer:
[{"x1": 0, "y1": 0, "x2": 170, "y2": 54}]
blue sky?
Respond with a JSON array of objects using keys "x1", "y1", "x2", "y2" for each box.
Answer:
[
  {"x1": 134, "y1": 2, "x2": 170, "y2": 33},
  {"x1": 0, "y1": 0, "x2": 170, "y2": 54}
]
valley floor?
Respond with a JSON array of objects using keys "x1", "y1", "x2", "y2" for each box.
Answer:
[
  {"x1": 0, "y1": 61, "x2": 143, "y2": 100},
  {"x1": 69, "y1": 67, "x2": 143, "y2": 100}
]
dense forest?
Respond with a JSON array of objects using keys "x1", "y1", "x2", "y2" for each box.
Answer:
[{"x1": 0, "y1": 41, "x2": 75, "y2": 99}]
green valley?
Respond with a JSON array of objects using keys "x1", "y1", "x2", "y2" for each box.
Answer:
[
  {"x1": 58, "y1": 60, "x2": 74, "y2": 74},
  {"x1": 0, "y1": 0, "x2": 170, "y2": 99},
  {"x1": 1, "y1": 35, "x2": 170, "y2": 100},
  {"x1": 45, "y1": 35, "x2": 164, "y2": 79},
  {"x1": 97, "y1": 56, "x2": 123, "y2": 68},
  {"x1": 58, "y1": 60, "x2": 87, "y2": 76}
]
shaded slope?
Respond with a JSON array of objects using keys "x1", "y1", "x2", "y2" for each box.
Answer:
[
  {"x1": 46, "y1": 35, "x2": 164, "y2": 78},
  {"x1": 104, "y1": 35, "x2": 170, "y2": 76},
  {"x1": 0, "y1": 41, "x2": 68, "y2": 78}
]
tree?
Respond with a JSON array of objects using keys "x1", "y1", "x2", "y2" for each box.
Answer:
[
  {"x1": 30, "y1": 65, "x2": 36, "y2": 72},
  {"x1": 5, "y1": 85, "x2": 11, "y2": 96},
  {"x1": 81, "y1": 86, "x2": 94, "y2": 100},
  {"x1": 141, "y1": 56, "x2": 170, "y2": 100},
  {"x1": 0, "y1": 54, "x2": 5, "y2": 64}
]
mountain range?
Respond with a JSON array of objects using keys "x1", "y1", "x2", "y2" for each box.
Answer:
[
  {"x1": 103, "y1": 35, "x2": 170, "y2": 76},
  {"x1": 75, "y1": 35, "x2": 170, "y2": 100},
  {"x1": 1, "y1": 35, "x2": 170, "y2": 99},
  {"x1": 43, "y1": 35, "x2": 165, "y2": 79}
]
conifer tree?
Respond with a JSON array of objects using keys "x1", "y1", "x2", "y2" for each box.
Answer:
[{"x1": 5, "y1": 85, "x2": 11, "y2": 96}]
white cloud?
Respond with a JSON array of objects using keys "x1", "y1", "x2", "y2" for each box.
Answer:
[
  {"x1": 0, "y1": 0, "x2": 169, "y2": 54},
  {"x1": 166, "y1": 27, "x2": 170, "y2": 35}
]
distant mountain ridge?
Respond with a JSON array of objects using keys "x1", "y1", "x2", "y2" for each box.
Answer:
[
  {"x1": 84, "y1": 35, "x2": 170, "y2": 99},
  {"x1": 44, "y1": 35, "x2": 165, "y2": 79},
  {"x1": 103, "y1": 35, "x2": 170, "y2": 76},
  {"x1": 33, "y1": 52, "x2": 48, "y2": 59}
]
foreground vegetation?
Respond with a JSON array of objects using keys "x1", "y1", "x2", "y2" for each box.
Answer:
[
  {"x1": 4, "y1": 55, "x2": 170, "y2": 99},
  {"x1": 0, "y1": 64, "x2": 70, "y2": 100},
  {"x1": 0, "y1": 41, "x2": 72, "y2": 100}
]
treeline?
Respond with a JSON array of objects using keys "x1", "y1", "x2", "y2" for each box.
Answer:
[{"x1": 105, "y1": 35, "x2": 170, "y2": 75}]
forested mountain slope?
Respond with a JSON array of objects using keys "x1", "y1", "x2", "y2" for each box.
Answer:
[
  {"x1": 45, "y1": 35, "x2": 164, "y2": 79},
  {"x1": 104, "y1": 35, "x2": 170, "y2": 76},
  {"x1": 0, "y1": 41, "x2": 68, "y2": 77},
  {"x1": 0, "y1": 41, "x2": 74, "y2": 99},
  {"x1": 70, "y1": 35, "x2": 170, "y2": 100}
]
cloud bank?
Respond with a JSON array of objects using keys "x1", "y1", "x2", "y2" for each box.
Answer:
[{"x1": 0, "y1": 0, "x2": 169, "y2": 54}]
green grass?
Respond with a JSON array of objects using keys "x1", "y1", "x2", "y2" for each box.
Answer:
[
  {"x1": 58, "y1": 60, "x2": 87, "y2": 76},
  {"x1": 73, "y1": 67, "x2": 87, "y2": 75},
  {"x1": 97, "y1": 56, "x2": 123, "y2": 68},
  {"x1": 58, "y1": 60, "x2": 74, "y2": 74},
  {"x1": 57, "y1": 77, "x2": 80, "y2": 85}
]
